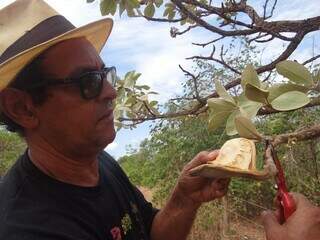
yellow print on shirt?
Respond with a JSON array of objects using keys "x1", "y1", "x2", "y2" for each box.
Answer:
[{"x1": 121, "y1": 213, "x2": 132, "y2": 235}]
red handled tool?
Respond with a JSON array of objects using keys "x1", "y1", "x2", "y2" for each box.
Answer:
[{"x1": 266, "y1": 140, "x2": 296, "y2": 224}]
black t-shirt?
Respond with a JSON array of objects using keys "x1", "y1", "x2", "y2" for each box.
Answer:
[{"x1": 0, "y1": 151, "x2": 158, "y2": 240}]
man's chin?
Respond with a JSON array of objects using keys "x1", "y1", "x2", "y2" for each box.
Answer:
[{"x1": 97, "y1": 128, "x2": 116, "y2": 150}]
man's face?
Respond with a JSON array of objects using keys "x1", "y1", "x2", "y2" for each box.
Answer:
[{"x1": 31, "y1": 38, "x2": 116, "y2": 157}]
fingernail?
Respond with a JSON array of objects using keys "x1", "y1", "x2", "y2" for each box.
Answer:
[{"x1": 208, "y1": 150, "x2": 218, "y2": 158}]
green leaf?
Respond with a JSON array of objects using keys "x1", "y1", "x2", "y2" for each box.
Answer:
[
  {"x1": 235, "y1": 115, "x2": 263, "y2": 140},
  {"x1": 241, "y1": 64, "x2": 260, "y2": 89},
  {"x1": 167, "y1": 9, "x2": 176, "y2": 20},
  {"x1": 124, "y1": 71, "x2": 136, "y2": 88},
  {"x1": 268, "y1": 83, "x2": 309, "y2": 102},
  {"x1": 100, "y1": 0, "x2": 115, "y2": 16},
  {"x1": 270, "y1": 91, "x2": 310, "y2": 111},
  {"x1": 154, "y1": 0, "x2": 163, "y2": 8},
  {"x1": 126, "y1": 6, "x2": 136, "y2": 17},
  {"x1": 110, "y1": 1, "x2": 117, "y2": 15},
  {"x1": 144, "y1": 3, "x2": 155, "y2": 17},
  {"x1": 132, "y1": 72, "x2": 142, "y2": 82},
  {"x1": 226, "y1": 110, "x2": 239, "y2": 136},
  {"x1": 237, "y1": 93, "x2": 263, "y2": 118},
  {"x1": 244, "y1": 83, "x2": 269, "y2": 104},
  {"x1": 139, "y1": 85, "x2": 150, "y2": 90},
  {"x1": 148, "y1": 91, "x2": 158, "y2": 95},
  {"x1": 208, "y1": 111, "x2": 231, "y2": 132},
  {"x1": 165, "y1": 2, "x2": 175, "y2": 9},
  {"x1": 163, "y1": 8, "x2": 170, "y2": 17},
  {"x1": 215, "y1": 80, "x2": 236, "y2": 104},
  {"x1": 149, "y1": 100, "x2": 158, "y2": 106},
  {"x1": 125, "y1": 96, "x2": 136, "y2": 105},
  {"x1": 117, "y1": 87, "x2": 125, "y2": 101},
  {"x1": 127, "y1": 0, "x2": 140, "y2": 8},
  {"x1": 207, "y1": 98, "x2": 237, "y2": 113},
  {"x1": 119, "y1": 0, "x2": 126, "y2": 17},
  {"x1": 313, "y1": 69, "x2": 320, "y2": 82},
  {"x1": 276, "y1": 60, "x2": 313, "y2": 87}
]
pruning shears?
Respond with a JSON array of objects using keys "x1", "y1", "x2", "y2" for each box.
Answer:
[{"x1": 266, "y1": 140, "x2": 296, "y2": 224}]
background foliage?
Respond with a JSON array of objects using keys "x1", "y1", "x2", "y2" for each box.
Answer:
[{"x1": 0, "y1": 130, "x2": 26, "y2": 176}]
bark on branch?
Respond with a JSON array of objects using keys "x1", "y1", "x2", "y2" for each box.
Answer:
[{"x1": 272, "y1": 123, "x2": 320, "y2": 146}]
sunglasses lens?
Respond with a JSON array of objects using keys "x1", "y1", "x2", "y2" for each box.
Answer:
[
  {"x1": 81, "y1": 73, "x2": 103, "y2": 99},
  {"x1": 106, "y1": 68, "x2": 117, "y2": 87}
]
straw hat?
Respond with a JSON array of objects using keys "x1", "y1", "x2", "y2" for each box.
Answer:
[{"x1": 0, "y1": 0, "x2": 113, "y2": 91}]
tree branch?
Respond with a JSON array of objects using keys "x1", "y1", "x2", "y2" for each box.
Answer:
[
  {"x1": 272, "y1": 123, "x2": 320, "y2": 146},
  {"x1": 303, "y1": 54, "x2": 320, "y2": 65},
  {"x1": 179, "y1": 65, "x2": 204, "y2": 103}
]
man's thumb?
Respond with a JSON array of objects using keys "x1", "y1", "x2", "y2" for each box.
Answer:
[{"x1": 261, "y1": 210, "x2": 282, "y2": 239}]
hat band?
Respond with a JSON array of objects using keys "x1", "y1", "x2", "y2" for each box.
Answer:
[{"x1": 0, "y1": 15, "x2": 75, "y2": 65}]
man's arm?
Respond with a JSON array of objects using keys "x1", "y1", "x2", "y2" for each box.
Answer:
[
  {"x1": 261, "y1": 193, "x2": 320, "y2": 240},
  {"x1": 150, "y1": 151, "x2": 229, "y2": 240}
]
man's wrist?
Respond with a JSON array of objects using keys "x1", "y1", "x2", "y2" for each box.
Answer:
[{"x1": 168, "y1": 186, "x2": 201, "y2": 215}]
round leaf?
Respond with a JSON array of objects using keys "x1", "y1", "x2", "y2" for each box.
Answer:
[
  {"x1": 276, "y1": 60, "x2": 313, "y2": 87},
  {"x1": 237, "y1": 94, "x2": 263, "y2": 119},
  {"x1": 270, "y1": 91, "x2": 310, "y2": 111},
  {"x1": 100, "y1": 0, "x2": 116, "y2": 15},
  {"x1": 144, "y1": 3, "x2": 155, "y2": 17},
  {"x1": 207, "y1": 98, "x2": 237, "y2": 113},
  {"x1": 268, "y1": 83, "x2": 309, "y2": 102},
  {"x1": 235, "y1": 116, "x2": 263, "y2": 140},
  {"x1": 208, "y1": 111, "x2": 231, "y2": 132},
  {"x1": 241, "y1": 64, "x2": 260, "y2": 89},
  {"x1": 245, "y1": 83, "x2": 269, "y2": 104}
]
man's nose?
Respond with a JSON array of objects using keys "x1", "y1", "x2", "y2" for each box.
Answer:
[{"x1": 98, "y1": 80, "x2": 117, "y2": 101}]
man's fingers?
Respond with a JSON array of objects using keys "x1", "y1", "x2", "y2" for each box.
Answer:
[
  {"x1": 185, "y1": 150, "x2": 219, "y2": 170},
  {"x1": 208, "y1": 150, "x2": 219, "y2": 160},
  {"x1": 290, "y1": 192, "x2": 312, "y2": 208},
  {"x1": 261, "y1": 210, "x2": 283, "y2": 239}
]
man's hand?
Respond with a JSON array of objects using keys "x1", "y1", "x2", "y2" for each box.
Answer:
[
  {"x1": 261, "y1": 193, "x2": 320, "y2": 240},
  {"x1": 173, "y1": 150, "x2": 230, "y2": 209},
  {"x1": 150, "y1": 150, "x2": 230, "y2": 240}
]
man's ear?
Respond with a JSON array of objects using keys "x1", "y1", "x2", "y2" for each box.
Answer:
[{"x1": 0, "y1": 88, "x2": 39, "y2": 129}]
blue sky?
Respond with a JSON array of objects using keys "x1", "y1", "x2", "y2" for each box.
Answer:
[{"x1": 1, "y1": 0, "x2": 319, "y2": 159}]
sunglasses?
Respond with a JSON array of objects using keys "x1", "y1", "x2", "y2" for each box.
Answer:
[{"x1": 26, "y1": 67, "x2": 117, "y2": 100}]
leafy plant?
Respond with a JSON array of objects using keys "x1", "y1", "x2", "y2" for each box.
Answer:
[
  {"x1": 207, "y1": 61, "x2": 318, "y2": 137},
  {"x1": 0, "y1": 130, "x2": 26, "y2": 176}
]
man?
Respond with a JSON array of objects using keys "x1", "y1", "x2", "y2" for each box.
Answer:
[
  {"x1": 0, "y1": 1, "x2": 318, "y2": 240},
  {"x1": 0, "y1": 1, "x2": 229, "y2": 239}
]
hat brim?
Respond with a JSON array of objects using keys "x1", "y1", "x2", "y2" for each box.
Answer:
[{"x1": 0, "y1": 18, "x2": 113, "y2": 91}]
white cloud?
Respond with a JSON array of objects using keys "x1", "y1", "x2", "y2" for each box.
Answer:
[{"x1": 101, "y1": 17, "x2": 211, "y2": 102}]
